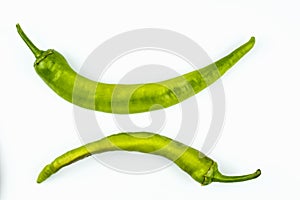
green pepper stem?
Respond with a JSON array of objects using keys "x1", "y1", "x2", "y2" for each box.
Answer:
[
  {"x1": 213, "y1": 169, "x2": 261, "y2": 183},
  {"x1": 16, "y1": 24, "x2": 42, "y2": 58}
]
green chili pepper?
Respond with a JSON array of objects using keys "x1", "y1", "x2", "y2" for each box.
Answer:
[
  {"x1": 37, "y1": 132, "x2": 261, "y2": 185},
  {"x1": 16, "y1": 24, "x2": 255, "y2": 114}
]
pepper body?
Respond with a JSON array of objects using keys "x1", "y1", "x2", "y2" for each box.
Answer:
[
  {"x1": 17, "y1": 24, "x2": 255, "y2": 114},
  {"x1": 37, "y1": 132, "x2": 261, "y2": 185}
]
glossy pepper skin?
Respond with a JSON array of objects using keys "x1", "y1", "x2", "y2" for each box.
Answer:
[
  {"x1": 17, "y1": 24, "x2": 255, "y2": 114},
  {"x1": 37, "y1": 132, "x2": 261, "y2": 185}
]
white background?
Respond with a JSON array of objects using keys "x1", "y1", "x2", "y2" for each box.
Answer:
[{"x1": 1, "y1": 0, "x2": 300, "y2": 199}]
